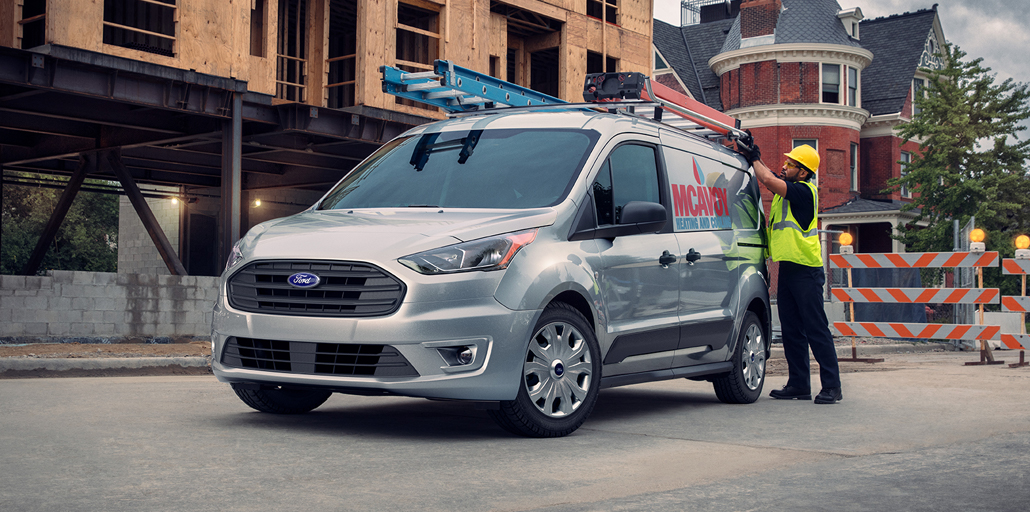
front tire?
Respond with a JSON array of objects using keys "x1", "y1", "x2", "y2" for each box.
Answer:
[
  {"x1": 231, "y1": 383, "x2": 332, "y2": 414},
  {"x1": 489, "y1": 303, "x2": 601, "y2": 437},
  {"x1": 713, "y1": 311, "x2": 767, "y2": 404}
]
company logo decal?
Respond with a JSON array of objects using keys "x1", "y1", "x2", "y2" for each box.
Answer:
[
  {"x1": 287, "y1": 272, "x2": 321, "y2": 288},
  {"x1": 671, "y1": 157, "x2": 732, "y2": 231}
]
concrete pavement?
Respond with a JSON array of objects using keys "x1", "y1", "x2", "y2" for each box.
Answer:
[{"x1": 1, "y1": 351, "x2": 1027, "y2": 511}]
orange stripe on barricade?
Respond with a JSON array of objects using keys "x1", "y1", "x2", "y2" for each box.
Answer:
[
  {"x1": 830, "y1": 254, "x2": 850, "y2": 269},
  {"x1": 886, "y1": 253, "x2": 910, "y2": 268},
  {"x1": 974, "y1": 253, "x2": 997, "y2": 267},
  {"x1": 1002, "y1": 296, "x2": 1027, "y2": 312},
  {"x1": 862, "y1": 323, "x2": 886, "y2": 337},
  {"x1": 835, "y1": 322, "x2": 857, "y2": 336},
  {"x1": 916, "y1": 289, "x2": 939, "y2": 303},
  {"x1": 888, "y1": 289, "x2": 911, "y2": 303},
  {"x1": 915, "y1": 253, "x2": 937, "y2": 268},
  {"x1": 1003, "y1": 260, "x2": 1020, "y2": 273},
  {"x1": 858, "y1": 254, "x2": 880, "y2": 268},
  {"x1": 944, "y1": 289, "x2": 970, "y2": 303},
  {"x1": 831, "y1": 289, "x2": 853, "y2": 302},
  {"x1": 978, "y1": 289, "x2": 999, "y2": 303},
  {"x1": 1001, "y1": 334, "x2": 1027, "y2": 350},
  {"x1": 947, "y1": 325, "x2": 971, "y2": 339},
  {"x1": 943, "y1": 253, "x2": 966, "y2": 267},
  {"x1": 890, "y1": 323, "x2": 915, "y2": 338},
  {"x1": 859, "y1": 289, "x2": 883, "y2": 302},
  {"x1": 978, "y1": 326, "x2": 1001, "y2": 340},
  {"x1": 917, "y1": 324, "x2": 943, "y2": 338}
]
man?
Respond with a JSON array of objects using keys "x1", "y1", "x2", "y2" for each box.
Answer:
[{"x1": 737, "y1": 138, "x2": 842, "y2": 404}]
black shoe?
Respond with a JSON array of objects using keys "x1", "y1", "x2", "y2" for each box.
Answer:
[
  {"x1": 814, "y1": 387, "x2": 843, "y2": 404},
  {"x1": 769, "y1": 385, "x2": 812, "y2": 400}
]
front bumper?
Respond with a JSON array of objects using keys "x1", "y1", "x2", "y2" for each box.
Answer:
[{"x1": 212, "y1": 296, "x2": 539, "y2": 401}]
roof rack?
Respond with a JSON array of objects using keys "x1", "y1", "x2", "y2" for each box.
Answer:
[{"x1": 380, "y1": 60, "x2": 748, "y2": 142}]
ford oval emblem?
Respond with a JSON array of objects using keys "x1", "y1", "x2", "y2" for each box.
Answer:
[{"x1": 287, "y1": 272, "x2": 321, "y2": 288}]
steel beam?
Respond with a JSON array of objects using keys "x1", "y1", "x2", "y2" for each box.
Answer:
[
  {"x1": 220, "y1": 92, "x2": 243, "y2": 267},
  {"x1": 105, "y1": 150, "x2": 188, "y2": 276},
  {"x1": 20, "y1": 154, "x2": 93, "y2": 276}
]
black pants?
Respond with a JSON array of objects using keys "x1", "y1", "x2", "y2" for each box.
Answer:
[{"x1": 777, "y1": 261, "x2": 840, "y2": 390}]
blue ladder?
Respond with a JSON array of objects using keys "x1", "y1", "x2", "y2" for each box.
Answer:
[{"x1": 380, "y1": 60, "x2": 577, "y2": 113}]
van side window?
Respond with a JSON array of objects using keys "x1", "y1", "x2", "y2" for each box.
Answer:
[{"x1": 593, "y1": 144, "x2": 660, "y2": 225}]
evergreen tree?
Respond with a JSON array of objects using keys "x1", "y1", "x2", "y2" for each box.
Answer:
[{"x1": 891, "y1": 43, "x2": 1030, "y2": 294}]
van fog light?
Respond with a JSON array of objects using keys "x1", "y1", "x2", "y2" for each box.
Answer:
[
  {"x1": 435, "y1": 345, "x2": 477, "y2": 366},
  {"x1": 457, "y1": 347, "x2": 474, "y2": 365}
]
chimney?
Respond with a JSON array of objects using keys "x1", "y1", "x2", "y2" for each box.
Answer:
[{"x1": 740, "y1": 0, "x2": 782, "y2": 39}]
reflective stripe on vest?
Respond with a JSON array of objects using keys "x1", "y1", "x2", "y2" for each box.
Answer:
[{"x1": 769, "y1": 180, "x2": 822, "y2": 267}]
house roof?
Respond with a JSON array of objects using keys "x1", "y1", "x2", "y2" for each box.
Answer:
[
  {"x1": 859, "y1": 7, "x2": 940, "y2": 116},
  {"x1": 720, "y1": 0, "x2": 863, "y2": 53},
  {"x1": 653, "y1": 18, "x2": 734, "y2": 111},
  {"x1": 823, "y1": 198, "x2": 917, "y2": 215}
]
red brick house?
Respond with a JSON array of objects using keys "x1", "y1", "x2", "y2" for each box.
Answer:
[{"x1": 653, "y1": 0, "x2": 947, "y2": 258}]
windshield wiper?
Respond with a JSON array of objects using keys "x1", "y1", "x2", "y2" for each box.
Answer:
[{"x1": 406, "y1": 204, "x2": 438, "y2": 208}]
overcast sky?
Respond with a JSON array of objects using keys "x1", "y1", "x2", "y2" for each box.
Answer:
[{"x1": 653, "y1": 0, "x2": 1030, "y2": 85}]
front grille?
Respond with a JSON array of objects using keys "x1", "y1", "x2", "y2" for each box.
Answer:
[
  {"x1": 227, "y1": 260, "x2": 405, "y2": 317},
  {"x1": 221, "y1": 337, "x2": 420, "y2": 377}
]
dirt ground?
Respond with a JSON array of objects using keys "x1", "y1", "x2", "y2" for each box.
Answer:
[{"x1": 0, "y1": 341, "x2": 211, "y2": 359}]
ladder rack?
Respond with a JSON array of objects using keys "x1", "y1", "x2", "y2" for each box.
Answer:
[{"x1": 380, "y1": 60, "x2": 748, "y2": 142}]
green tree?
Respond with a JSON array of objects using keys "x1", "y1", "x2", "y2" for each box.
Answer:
[
  {"x1": 1, "y1": 174, "x2": 119, "y2": 275},
  {"x1": 890, "y1": 44, "x2": 1030, "y2": 294}
]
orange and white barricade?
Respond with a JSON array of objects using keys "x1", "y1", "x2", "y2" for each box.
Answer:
[
  {"x1": 829, "y1": 250, "x2": 1005, "y2": 365},
  {"x1": 1001, "y1": 256, "x2": 1030, "y2": 367}
]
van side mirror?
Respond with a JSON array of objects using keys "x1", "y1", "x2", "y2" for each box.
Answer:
[
  {"x1": 618, "y1": 201, "x2": 667, "y2": 230},
  {"x1": 570, "y1": 200, "x2": 668, "y2": 241}
]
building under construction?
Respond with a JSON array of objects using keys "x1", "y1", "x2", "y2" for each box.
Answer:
[{"x1": 1, "y1": 0, "x2": 653, "y2": 276}]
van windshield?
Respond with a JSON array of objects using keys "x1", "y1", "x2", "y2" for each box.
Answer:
[{"x1": 318, "y1": 128, "x2": 599, "y2": 209}]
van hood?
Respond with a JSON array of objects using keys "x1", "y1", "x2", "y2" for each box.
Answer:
[{"x1": 241, "y1": 208, "x2": 558, "y2": 262}]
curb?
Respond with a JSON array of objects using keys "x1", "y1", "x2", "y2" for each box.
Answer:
[{"x1": 0, "y1": 357, "x2": 210, "y2": 373}]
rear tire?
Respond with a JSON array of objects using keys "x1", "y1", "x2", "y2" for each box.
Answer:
[
  {"x1": 713, "y1": 311, "x2": 766, "y2": 404},
  {"x1": 231, "y1": 383, "x2": 332, "y2": 414},
  {"x1": 489, "y1": 303, "x2": 601, "y2": 437}
]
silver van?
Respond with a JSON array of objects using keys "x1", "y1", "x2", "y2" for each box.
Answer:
[{"x1": 212, "y1": 108, "x2": 771, "y2": 437}]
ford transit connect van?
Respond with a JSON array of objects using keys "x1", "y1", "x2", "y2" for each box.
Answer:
[{"x1": 212, "y1": 107, "x2": 771, "y2": 437}]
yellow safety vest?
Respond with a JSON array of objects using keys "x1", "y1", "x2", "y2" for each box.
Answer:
[{"x1": 769, "y1": 180, "x2": 822, "y2": 267}]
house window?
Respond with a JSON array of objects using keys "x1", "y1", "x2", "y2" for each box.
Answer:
[
  {"x1": 277, "y1": 0, "x2": 308, "y2": 102},
  {"x1": 900, "y1": 151, "x2": 912, "y2": 198},
  {"x1": 250, "y1": 0, "x2": 266, "y2": 57},
  {"x1": 850, "y1": 142, "x2": 859, "y2": 191},
  {"x1": 395, "y1": 1, "x2": 441, "y2": 110},
  {"x1": 103, "y1": 0, "x2": 178, "y2": 57},
  {"x1": 19, "y1": 0, "x2": 47, "y2": 49},
  {"x1": 822, "y1": 64, "x2": 841, "y2": 104},
  {"x1": 327, "y1": 0, "x2": 358, "y2": 109},
  {"x1": 587, "y1": 0, "x2": 618, "y2": 25},
  {"x1": 847, "y1": 67, "x2": 858, "y2": 107},
  {"x1": 655, "y1": 51, "x2": 669, "y2": 71},
  {"x1": 912, "y1": 78, "x2": 926, "y2": 116}
]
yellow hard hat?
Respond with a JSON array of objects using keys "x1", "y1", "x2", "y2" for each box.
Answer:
[{"x1": 784, "y1": 145, "x2": 820, "y2": 173}]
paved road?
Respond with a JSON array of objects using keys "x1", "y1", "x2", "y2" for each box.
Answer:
[{"x1": 1, "y1": 352, "x2": 1028, "y2": 511}]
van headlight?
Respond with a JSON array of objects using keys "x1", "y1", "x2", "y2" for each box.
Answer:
[
  {"x1": 399, "y1": 229, "x2": 537, "y2": 274},
  {"x1": 224, "y1": 240, "x2": 245, "y2": 272}
]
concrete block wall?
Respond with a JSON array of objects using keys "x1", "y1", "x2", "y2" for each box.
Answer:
[
  {"x1": 118, "y1": 193, "x2": 181, "y2": 275},
  {"x1": 0, "y1": 270, "x2": 219, "y2": 343}
]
